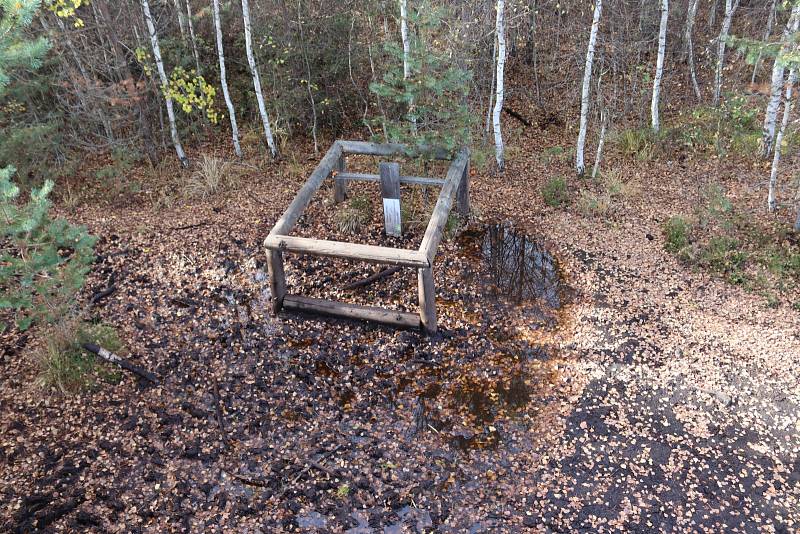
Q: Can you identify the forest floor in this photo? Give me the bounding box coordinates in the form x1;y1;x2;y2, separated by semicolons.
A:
2;111;800;533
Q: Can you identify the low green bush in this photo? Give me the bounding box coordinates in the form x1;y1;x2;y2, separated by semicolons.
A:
542;176;569;207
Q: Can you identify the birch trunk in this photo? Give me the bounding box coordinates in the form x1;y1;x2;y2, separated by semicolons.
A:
400;0;416;132
685;0;701;101
492;0;506;172
592;110;608;180
576;0;603;176
751;0;778;84
173;0;187;38
241;0;278;158
713;0;739;107
142;0;188;166
297;0;318;154
768;69;796;212
763;5;800;158
185;0;201;74
212;0;242;157
650;0;668;133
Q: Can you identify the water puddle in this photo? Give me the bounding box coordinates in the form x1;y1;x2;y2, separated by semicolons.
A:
459;221;566;310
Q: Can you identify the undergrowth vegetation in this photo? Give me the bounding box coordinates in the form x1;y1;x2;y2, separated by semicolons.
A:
662;184;800;306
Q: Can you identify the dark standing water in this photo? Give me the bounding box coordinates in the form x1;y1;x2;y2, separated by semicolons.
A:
481;222;563;308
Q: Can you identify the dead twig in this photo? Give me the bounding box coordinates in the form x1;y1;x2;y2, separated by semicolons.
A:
212;380;230;448
343;266;402;290
82;343;159;384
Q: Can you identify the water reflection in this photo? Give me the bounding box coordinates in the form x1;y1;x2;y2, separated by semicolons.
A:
481;222;562;307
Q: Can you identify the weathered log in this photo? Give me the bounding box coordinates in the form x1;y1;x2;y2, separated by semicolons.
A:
343;266;402;290
417;267;437;334
82;343;159;384
335;172;445;187
337;140;451;160
265;234;428;268
283;294;420;328
420;148;470;263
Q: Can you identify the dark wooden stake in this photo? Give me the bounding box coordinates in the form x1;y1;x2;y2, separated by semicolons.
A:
82;343;159;384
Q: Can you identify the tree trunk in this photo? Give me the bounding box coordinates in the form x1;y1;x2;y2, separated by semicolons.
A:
492;0;506;172
185;0;201;74
142;0;188;167
651;0;668;133
713;0;739;107
592;110;608;180
241;0;278;158
751;0;778;84
685;0;701;101
297;0;318;154
763;5;800;158
173;0;188;38
400;0;416;133
95;0;158;167
212;0;242;157
576;0;603;176
768;69;796;212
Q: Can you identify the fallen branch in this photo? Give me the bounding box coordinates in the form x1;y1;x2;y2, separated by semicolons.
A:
212;380;230;448
502;106;532;127
343;266;402;290
82;343;160;384
90;284;116;306
171;221;209;231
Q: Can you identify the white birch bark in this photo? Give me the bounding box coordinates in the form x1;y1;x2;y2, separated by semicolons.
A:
142;0;188;166
795;205;800;231
650;0;668;133
685;0;701;101
173;0;187;38
185;0;201;74
768;68;796;212
763;5;800;158
592;110;608;180
241;0;278;158
400;0;416;133
576;0;603;176
713;0;739;107
212;0;241;157
751;0;778;84
492;0;506;172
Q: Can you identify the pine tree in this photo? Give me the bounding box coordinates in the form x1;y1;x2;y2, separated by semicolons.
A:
370;2;472;158
0;0;49;99
1;167;97;331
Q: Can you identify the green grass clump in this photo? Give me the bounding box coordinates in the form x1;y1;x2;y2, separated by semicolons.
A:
663;216;691;253
542;176;569;207
336;194;372;234
38;320;124;393
616;128;657;161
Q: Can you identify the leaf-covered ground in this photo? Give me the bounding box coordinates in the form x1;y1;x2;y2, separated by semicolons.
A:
2;120;799;532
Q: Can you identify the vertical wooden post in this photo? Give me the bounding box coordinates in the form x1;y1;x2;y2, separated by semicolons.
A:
418;267;437;334
456;157;470;217
267;249;287;314
379;162;402;237
333;153;347;203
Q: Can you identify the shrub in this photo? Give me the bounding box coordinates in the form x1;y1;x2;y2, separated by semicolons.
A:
186;154;232;199
698;236;747;280
542;176;569;207
0;166;96;331
617;128;656;160
336;194;372;234
37;319;124;393
663;216;690;253
577;190;611;217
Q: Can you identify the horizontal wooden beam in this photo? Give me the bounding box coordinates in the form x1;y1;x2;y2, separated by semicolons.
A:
283;294;421;329
335;172;445;187
337;140;452;160
269;141;343;236
264;234;429;268
419;148;470;263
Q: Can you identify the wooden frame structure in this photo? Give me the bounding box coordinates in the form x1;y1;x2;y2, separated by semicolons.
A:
264;140;470;334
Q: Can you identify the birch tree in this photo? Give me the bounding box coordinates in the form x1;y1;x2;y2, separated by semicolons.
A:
751;0;779;84
713;0;739;107
684;0;701;101
576;0;602;176
241;0;278;158
492;0;506;171
142;0;188;166
768;69;796;212
762;4;800;158
212;0;241;157
400;0;416;133
185;0;201;74
650;0;668;133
